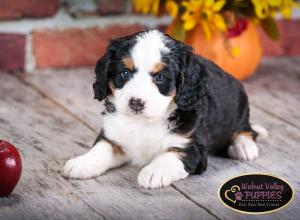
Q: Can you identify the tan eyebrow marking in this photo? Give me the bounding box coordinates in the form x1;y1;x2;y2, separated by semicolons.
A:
151;62;167;75
122;57;134;70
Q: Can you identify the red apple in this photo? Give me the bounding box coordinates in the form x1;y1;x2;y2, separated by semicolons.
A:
0;140;22;197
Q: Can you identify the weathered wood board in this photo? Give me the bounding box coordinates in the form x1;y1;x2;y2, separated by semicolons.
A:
244;58;300;129
21;68;103;132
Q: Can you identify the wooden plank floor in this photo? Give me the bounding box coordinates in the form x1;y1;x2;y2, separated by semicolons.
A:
1;57;300;220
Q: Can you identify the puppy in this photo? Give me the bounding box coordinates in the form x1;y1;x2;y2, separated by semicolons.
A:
63;30;267;189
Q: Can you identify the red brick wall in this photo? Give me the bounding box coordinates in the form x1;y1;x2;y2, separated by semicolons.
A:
0;0;59;20
32;25;143;68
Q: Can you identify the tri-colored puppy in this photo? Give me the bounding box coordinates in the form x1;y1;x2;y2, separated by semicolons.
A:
63;30;267;189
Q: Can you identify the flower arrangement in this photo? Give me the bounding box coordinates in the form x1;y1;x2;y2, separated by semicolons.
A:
132;0;299;41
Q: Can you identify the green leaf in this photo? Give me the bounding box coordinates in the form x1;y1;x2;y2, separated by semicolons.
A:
261;17;279;41
171;19;186;42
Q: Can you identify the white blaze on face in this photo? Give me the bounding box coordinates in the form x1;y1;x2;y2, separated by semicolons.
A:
114;30;173;119
132;30;169;72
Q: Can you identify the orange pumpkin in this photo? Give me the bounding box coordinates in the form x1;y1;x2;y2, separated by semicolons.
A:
166;20;262;80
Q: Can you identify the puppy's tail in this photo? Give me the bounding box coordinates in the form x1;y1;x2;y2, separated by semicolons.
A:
251;124;269;139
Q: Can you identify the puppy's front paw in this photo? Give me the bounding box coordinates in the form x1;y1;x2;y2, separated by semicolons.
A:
63;155;107;179
138;153;188;189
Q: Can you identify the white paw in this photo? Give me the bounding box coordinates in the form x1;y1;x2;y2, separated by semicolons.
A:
228;136;259;161
63;155;107;179
138;153;189;189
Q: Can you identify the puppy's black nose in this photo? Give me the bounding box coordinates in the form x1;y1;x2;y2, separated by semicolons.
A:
129;98;145;112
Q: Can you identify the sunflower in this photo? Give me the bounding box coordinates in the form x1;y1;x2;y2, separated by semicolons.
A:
280;0;300;18
251;0;299;19
181;0;227;39
251;0;281;19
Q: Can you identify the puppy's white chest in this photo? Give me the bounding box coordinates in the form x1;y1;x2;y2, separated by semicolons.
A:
103;113;184;165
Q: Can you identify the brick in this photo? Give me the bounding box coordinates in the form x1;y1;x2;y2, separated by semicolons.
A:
0;0;59;20
260;19;300;56
32;25;144;68
97;0;127;15
0;34;25;71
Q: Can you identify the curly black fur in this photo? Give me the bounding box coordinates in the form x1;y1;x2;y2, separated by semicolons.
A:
170;52;255;174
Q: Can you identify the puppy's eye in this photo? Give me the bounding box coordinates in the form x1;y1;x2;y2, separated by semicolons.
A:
154;74;165;83
121;70;131;80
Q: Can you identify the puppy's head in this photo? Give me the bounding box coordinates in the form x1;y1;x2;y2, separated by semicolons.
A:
93;30;207;119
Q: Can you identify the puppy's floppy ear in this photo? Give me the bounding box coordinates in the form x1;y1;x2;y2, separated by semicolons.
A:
93;52;111;101
175;48;208;111
93;37;131;101
93;38;124;101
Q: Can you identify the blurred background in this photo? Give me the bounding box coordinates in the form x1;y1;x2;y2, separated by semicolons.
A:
0;0;299;80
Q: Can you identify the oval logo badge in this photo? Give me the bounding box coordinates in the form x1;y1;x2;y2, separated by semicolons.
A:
219;174;294;214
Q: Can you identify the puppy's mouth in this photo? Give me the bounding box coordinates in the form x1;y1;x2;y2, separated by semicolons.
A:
130;108;144;115
122;109;160;121
125;109;145;117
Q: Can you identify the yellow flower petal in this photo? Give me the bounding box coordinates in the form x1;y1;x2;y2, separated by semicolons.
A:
281;7;292;18
132;0;161;15
166;1;178;17
203;9;213;19
181;1;189;8
255;4;268;19
269;0;281;7
181;11;192;21
183;18;197;31
202;21;212;39
151;0;160;15
205;0;215;8
188;0;201;8
213;14;227;31
212;0;226;12
251;0;269;19
132;0;144;13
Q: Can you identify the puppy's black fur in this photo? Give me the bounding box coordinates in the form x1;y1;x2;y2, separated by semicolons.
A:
93;31;256;176
171;54;256;174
